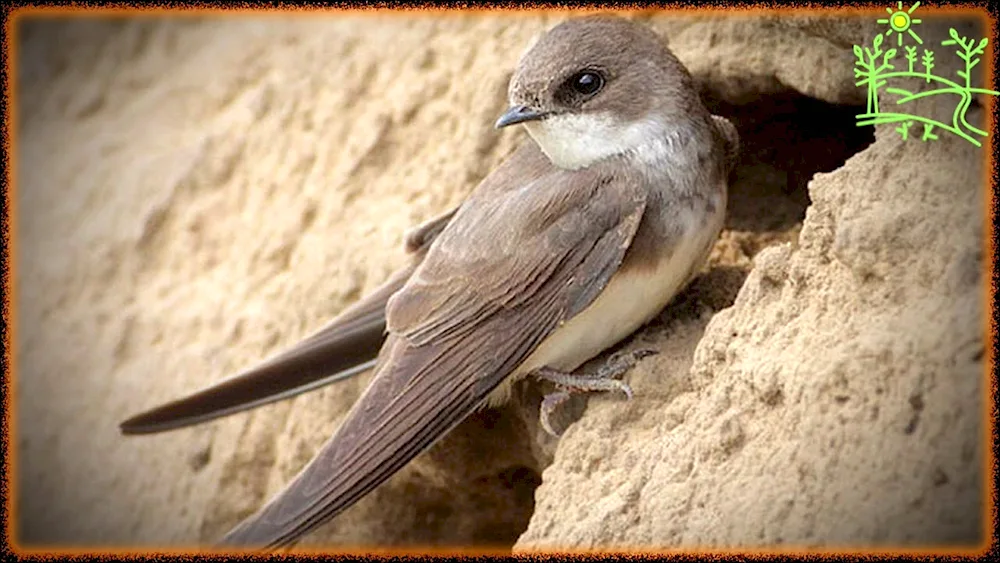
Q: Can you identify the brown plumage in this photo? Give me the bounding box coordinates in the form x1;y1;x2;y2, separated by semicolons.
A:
122;14;740;549
220;140;650;547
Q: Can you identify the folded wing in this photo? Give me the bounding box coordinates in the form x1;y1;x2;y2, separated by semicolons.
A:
220;145;648;548
119;205;459;435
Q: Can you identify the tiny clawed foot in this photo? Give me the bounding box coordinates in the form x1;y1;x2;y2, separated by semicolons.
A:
615;379;634;401
611;346;660;365
532;347;654;436
598;347;659;381
631;347;660;361
540;390;571;437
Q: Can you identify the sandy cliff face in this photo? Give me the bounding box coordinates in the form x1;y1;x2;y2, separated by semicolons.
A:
13;11;987;551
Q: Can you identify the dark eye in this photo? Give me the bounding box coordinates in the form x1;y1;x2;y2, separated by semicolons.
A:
569;70;604;96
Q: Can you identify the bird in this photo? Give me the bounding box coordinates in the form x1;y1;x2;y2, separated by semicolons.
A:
120;14;739;549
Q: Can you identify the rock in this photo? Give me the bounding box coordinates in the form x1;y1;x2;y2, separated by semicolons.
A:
517;17;985;551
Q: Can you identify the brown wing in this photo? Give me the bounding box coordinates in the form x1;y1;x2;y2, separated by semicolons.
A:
119;208;457;435
219;144;648;548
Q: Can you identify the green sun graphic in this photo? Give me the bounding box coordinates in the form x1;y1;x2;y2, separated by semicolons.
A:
878;1;924;46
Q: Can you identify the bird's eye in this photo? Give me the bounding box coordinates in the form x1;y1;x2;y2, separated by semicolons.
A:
570;70;604;96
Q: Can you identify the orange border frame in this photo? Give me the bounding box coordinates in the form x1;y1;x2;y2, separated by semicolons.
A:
1;1;995;559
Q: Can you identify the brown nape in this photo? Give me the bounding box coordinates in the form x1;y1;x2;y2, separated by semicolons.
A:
276;89;876;552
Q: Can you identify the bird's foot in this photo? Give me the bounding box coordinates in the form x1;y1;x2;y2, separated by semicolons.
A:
533;347;658;437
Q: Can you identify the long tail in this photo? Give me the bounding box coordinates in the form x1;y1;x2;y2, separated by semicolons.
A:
118;264;414;435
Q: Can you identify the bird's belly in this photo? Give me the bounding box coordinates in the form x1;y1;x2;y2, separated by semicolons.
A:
485;200;725;406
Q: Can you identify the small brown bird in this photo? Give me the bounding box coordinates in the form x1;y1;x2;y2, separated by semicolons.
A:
121;14;738;549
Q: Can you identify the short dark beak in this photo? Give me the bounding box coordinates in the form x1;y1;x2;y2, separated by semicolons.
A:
494;105;547;129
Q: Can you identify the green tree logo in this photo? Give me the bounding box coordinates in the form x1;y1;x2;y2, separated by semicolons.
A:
854;2;998;147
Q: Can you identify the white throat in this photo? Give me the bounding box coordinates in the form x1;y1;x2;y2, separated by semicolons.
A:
523;112;682;171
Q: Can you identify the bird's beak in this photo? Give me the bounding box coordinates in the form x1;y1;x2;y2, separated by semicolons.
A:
494;105;548;129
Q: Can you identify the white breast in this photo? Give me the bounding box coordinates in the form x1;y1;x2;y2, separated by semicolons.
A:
484;194;725;406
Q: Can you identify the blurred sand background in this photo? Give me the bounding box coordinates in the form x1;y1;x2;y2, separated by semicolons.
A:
11;9;988;552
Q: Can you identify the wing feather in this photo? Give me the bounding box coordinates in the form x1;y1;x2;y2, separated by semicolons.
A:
220;144;648;548
119;204;460;434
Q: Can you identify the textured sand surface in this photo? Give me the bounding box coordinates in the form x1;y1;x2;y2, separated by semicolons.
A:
12;11;989;552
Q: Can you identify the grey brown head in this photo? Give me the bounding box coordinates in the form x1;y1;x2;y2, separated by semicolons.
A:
495;15;709;170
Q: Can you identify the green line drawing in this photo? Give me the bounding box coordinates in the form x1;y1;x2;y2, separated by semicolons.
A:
896;120;914;139
904;45;917;72
853;34;897;114
921;49;934;82
877;1;924;47
855;2;998;147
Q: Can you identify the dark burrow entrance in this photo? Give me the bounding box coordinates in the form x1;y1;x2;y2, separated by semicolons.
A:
710;90;877;234
671;89;878;315
398;89;878;550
